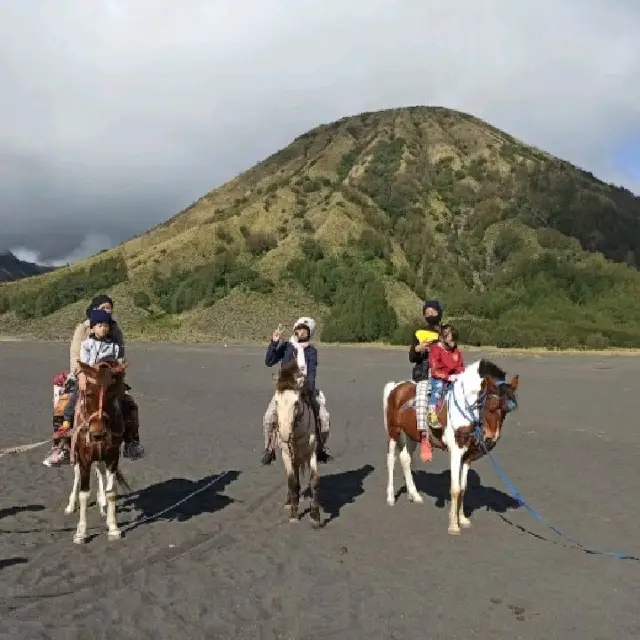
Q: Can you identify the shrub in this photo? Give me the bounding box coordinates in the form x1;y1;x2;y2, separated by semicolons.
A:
245;232;277;256
133;291;151;310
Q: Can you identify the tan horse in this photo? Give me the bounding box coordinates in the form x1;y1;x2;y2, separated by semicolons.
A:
64;360;131;544
273;361;322;528
383;359;519;535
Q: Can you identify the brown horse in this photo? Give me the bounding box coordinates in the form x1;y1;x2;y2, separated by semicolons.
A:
383;359;519;535
64;360;131;544
273;361;322;528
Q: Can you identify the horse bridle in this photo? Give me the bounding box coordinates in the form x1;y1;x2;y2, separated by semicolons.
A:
451;378;517;445
81;372;125;438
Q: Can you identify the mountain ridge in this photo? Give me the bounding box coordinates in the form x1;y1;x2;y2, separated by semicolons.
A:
2;105;640;349
0;250;56;283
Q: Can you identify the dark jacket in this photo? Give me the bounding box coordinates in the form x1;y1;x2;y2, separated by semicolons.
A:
408;326;440;382
265;340;318;392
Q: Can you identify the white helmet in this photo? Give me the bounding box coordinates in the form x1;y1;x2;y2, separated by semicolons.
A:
293;316;316;338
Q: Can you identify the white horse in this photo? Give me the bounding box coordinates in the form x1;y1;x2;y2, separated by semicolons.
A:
383;359;519;535
273;361;322;528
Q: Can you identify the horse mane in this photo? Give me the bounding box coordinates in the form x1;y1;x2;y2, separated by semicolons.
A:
478;359;506;381
275;361;302;393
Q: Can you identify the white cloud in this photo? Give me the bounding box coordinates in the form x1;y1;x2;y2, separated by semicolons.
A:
1;0;638;260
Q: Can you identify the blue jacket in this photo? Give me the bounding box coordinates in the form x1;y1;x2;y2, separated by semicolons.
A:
265;340;318;392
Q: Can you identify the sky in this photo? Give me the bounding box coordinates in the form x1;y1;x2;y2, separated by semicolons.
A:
1;0;639;265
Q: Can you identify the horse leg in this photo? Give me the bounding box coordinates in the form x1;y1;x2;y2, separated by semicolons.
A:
105;462;122;540
458;460;472;529
95;462;108;517
289;464;301;523
448;445;464;535
309;450;321;528
65;463;80;515
399;435;423;504
386;437;397;506
73;462;91;544
281;449;298;522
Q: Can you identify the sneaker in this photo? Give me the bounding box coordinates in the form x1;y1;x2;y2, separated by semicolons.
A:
53;421;71;440
316;446;332;463
123;442;145;460
419;432;433;463
427;407;439;427
42;446;68;467
261;448;276;465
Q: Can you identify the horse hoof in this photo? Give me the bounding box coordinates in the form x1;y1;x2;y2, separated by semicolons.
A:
408;493;423;504
459;518;472;529
386;496;395;506
108;530;122;541
311;518;322;529
99;507;107;518
288;517;299;524
64;505;75;515
448;526;461;536
73;534;87;544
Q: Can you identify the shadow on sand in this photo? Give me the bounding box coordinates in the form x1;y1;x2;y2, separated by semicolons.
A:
317;464;375;524
119;470;240;532
0;557;28;571
412;469;521;516
0;505;46;520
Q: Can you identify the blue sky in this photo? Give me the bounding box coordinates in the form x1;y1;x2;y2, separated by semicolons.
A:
610;138;640;187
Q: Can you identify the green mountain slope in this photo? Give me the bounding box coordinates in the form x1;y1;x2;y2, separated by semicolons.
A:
2;105;640;349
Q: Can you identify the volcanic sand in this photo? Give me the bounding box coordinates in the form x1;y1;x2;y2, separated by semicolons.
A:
0;342;638;639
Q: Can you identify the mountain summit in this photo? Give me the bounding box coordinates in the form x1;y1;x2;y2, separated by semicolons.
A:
2;106;640;348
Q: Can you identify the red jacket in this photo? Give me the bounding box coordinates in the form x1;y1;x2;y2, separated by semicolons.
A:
428;342;464;380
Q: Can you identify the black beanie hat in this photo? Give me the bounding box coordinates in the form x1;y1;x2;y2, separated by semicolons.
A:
85;294;114;319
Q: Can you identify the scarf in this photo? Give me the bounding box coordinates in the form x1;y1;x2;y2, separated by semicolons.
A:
290;336;308;375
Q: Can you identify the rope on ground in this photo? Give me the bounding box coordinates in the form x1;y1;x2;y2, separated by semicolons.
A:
482;445;640;561
0;440;50;460
116;470;234;535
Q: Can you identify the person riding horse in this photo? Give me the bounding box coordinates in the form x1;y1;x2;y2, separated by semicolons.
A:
261;317;331;465
42;294;144;466
409;299;443;462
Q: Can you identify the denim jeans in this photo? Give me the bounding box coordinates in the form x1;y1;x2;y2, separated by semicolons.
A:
428;378;447;410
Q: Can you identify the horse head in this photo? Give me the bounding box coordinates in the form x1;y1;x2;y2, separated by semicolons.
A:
273;361;305;443
77;360;128;439
477;359;519;447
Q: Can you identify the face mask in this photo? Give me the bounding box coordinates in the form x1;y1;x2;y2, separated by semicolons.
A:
425;316;439;326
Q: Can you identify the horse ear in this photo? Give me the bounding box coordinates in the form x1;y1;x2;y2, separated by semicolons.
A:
77;361;91;373
509;374;519;390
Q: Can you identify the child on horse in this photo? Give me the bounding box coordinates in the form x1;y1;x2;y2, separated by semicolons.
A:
425;324;464;456
409;300;443;462
261;317;331;465
43;299;142;466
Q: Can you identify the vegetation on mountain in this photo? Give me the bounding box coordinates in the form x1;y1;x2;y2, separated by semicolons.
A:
2;105;640;349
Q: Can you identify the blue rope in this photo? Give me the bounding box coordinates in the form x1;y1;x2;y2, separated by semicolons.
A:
479;442;639;561
447;375;638;560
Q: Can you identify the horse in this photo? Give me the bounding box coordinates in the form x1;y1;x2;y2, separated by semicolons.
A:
273;361;322;528
64;360;131;544
383;359;519;535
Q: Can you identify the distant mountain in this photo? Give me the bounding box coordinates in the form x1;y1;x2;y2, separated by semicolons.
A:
0;250;56;282
2;105;640;349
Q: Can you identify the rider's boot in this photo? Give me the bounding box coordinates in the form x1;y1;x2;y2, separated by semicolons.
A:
311;395;331;463
121;396;144;460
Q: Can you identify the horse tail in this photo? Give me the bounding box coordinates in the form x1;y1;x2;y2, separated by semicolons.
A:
115;468;131;493
383;381;397;433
